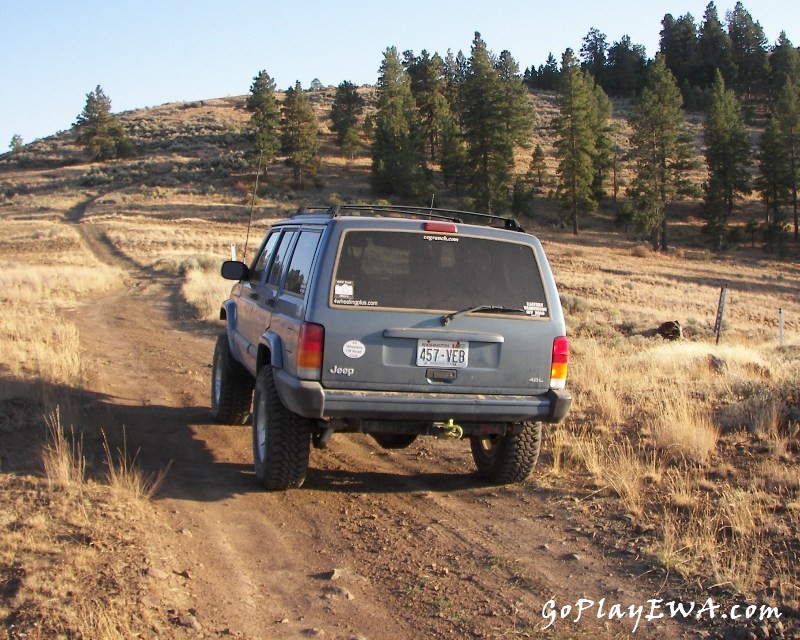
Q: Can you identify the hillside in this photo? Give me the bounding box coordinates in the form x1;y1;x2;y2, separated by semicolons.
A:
1;91;799;640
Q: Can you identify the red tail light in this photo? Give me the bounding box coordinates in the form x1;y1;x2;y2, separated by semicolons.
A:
550;336;568;389
423;222;458;234
298;322;324;380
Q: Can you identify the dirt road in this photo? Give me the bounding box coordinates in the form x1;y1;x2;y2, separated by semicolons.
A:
69;224;702;640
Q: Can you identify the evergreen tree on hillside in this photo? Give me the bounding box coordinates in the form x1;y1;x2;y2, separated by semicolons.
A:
604;36;648;97
702;71;752;249
439;113;468;198
627;56;699;251
580;28;608;86
330;80;365;150
9;134;24;153
370;47;429;200
591;83;614;199
726;1;769;101
280;81;320;187
770;33;800;102
553;49;599;234
697;2;735;88
776;79;800;241
461;33;532;212
74;85;132;161
405;50;452;162
659;13;699;91
537;53;561;91
246;70;281;166
756;115;790;227
529;143;547;189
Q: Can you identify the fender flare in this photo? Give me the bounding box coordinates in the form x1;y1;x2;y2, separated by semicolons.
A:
258;332;283;371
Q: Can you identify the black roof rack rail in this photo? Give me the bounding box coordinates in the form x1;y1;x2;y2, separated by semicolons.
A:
291;204;525;232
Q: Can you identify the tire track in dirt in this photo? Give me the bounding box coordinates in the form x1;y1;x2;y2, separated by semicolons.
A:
66;218;701;639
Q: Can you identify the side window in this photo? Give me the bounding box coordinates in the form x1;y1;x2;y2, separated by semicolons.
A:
284;231;321;297
249;231;280;284
266;230;297;288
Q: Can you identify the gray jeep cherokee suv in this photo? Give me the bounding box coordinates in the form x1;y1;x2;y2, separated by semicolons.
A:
212;205;571;490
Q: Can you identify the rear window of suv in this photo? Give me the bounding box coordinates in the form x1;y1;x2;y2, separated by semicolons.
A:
331;230;549;317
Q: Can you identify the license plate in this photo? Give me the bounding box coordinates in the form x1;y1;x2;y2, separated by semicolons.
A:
416;340;469;368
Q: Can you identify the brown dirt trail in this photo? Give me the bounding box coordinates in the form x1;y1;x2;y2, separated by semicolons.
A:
67;222;699;640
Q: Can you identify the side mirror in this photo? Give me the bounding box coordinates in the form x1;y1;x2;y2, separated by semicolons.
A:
221;260;249;281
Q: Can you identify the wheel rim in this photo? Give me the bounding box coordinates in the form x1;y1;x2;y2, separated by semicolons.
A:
255;394;268;464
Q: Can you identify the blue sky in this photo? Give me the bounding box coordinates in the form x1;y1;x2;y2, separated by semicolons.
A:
2;0;798;149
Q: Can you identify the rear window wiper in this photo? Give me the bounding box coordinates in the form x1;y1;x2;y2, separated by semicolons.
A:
441;305;525;326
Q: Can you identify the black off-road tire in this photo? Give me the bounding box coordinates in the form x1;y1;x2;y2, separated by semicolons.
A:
252;365;311;490
371;433;418;449
210;334;254;425
470;422;542;484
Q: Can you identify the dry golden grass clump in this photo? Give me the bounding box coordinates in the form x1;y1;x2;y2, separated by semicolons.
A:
2;409;167;639
0;221;123;394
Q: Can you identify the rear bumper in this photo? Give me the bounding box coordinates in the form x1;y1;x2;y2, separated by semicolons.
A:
274;369;572;424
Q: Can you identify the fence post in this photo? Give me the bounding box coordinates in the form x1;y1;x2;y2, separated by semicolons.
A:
714;285;728;345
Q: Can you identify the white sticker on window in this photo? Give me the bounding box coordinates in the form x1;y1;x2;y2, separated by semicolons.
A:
525;301;548;317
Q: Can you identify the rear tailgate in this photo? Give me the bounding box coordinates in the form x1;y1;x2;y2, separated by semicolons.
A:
313;225;560;396
320;311;557;395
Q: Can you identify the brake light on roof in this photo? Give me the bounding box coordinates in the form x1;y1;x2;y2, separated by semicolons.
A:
550;336;568;389
298;322;325;380
422;222;458;234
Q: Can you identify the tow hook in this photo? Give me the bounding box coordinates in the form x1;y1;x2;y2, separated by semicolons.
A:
435;419;463;439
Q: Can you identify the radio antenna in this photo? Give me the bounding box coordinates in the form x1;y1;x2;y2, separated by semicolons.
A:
242;151;264;263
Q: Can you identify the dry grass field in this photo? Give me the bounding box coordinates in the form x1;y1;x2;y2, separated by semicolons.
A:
1;89;799;639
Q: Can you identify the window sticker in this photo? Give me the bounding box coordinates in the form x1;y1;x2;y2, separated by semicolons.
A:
334;280;354;299
525;301;548;317
333;280;378;307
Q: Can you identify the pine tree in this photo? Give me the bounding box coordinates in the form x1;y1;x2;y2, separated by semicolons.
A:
74;85;132;161
246;70;281;166
9;134;24;152
697;2;735;88
605;36;648;97
439;114;468;198
702;71;751;249
330;80;365;149
755;115;790;226
627;56;700;251
370;47;429;200
538;53;560;91
461;33;532;212
726;1;769;101
280;81;320;187
659;13;699;91
553;49;598;234
591;83;614;199
776;79;800;241
769;32;800;100
529;144;547;189
580;28;608;86
405;50;452;162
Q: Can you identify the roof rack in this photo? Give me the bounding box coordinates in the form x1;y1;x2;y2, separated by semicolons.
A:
291;204;525;232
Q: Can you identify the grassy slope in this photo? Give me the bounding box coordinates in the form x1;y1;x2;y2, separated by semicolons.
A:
1;88;800;636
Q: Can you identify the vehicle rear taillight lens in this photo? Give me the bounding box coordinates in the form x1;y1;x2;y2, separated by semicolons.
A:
298;322;325;380
550;336;568;390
